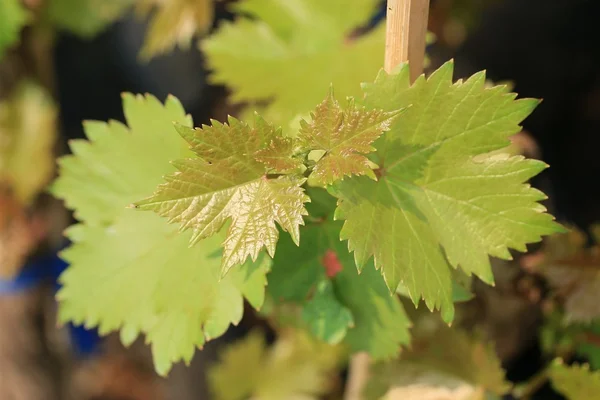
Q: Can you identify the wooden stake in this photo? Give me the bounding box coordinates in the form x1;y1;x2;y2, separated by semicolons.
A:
385;0;430;81
343;4;432;400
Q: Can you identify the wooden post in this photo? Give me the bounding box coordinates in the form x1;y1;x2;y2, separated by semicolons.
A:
384;0;430;81
344;3;431;400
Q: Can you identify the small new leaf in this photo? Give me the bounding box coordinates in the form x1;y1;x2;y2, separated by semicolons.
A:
332;61;563;322
136;115;310;273
299;90;400;186
549;359;600;400
254;136;304;174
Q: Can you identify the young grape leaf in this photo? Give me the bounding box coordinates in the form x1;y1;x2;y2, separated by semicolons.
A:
202;0;385;126
51;93;193;225
208;330;342;400
135;115;310;274
299;90;400;186
331;61;563;322
549;359;600;400
366;325;510;400
0;81;57;205
0;0;29;59
254;136;304;174
137;0;214;60
46;0;133;38
52;94;269;375
268;192;411;359
59;212;269;376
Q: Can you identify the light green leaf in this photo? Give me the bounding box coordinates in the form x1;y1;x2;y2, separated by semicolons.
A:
299;89;400;186
137;0;214;60
46;0;133;38
302;280;354;345
268;194;411;359
135;115;310;274
0;0;29;58
550;359;600;400
202;0;384;126
208;329;342;400
0;81;57;205
52;94;269;376
331;61;563;322
51;93;193;225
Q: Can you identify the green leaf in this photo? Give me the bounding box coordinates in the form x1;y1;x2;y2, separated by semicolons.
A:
268;196;411;359
208;330;342;400
331;61;563;322
0;81;57;205
366;325;510;400
45;0;133;38
52;94;269;376
51;93;193;225
135;115;310;274
302;280;354;345
550;359;600;400
0;0;29;59
59;212;269;376
299;89;400;186
202;0;384;126
137;0;214;60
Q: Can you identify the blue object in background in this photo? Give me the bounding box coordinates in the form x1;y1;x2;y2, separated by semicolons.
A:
0;251;102;357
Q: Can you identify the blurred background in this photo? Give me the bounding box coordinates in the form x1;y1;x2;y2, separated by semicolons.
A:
1;0;599;399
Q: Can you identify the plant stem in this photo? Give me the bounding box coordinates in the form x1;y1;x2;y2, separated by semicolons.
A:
512;366;550;399
384;0;430;81
344;353;370;400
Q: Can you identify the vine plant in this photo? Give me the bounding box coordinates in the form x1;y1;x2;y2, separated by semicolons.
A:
3;0;586;398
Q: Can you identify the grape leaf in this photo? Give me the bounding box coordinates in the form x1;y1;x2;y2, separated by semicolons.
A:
0;0;29;59
135;115;310;273
52;94;269;375
299;89;400;186
301;280;354;345
137;0;214;60
202;0;385;126
331;61;563;322
59;213;269;376
549;359;600;400
268;191;411;359
208;330;342;400
46;0;133;38
0;81;57;205
51;93;193;225
255;136;304;174
366;325;510;400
